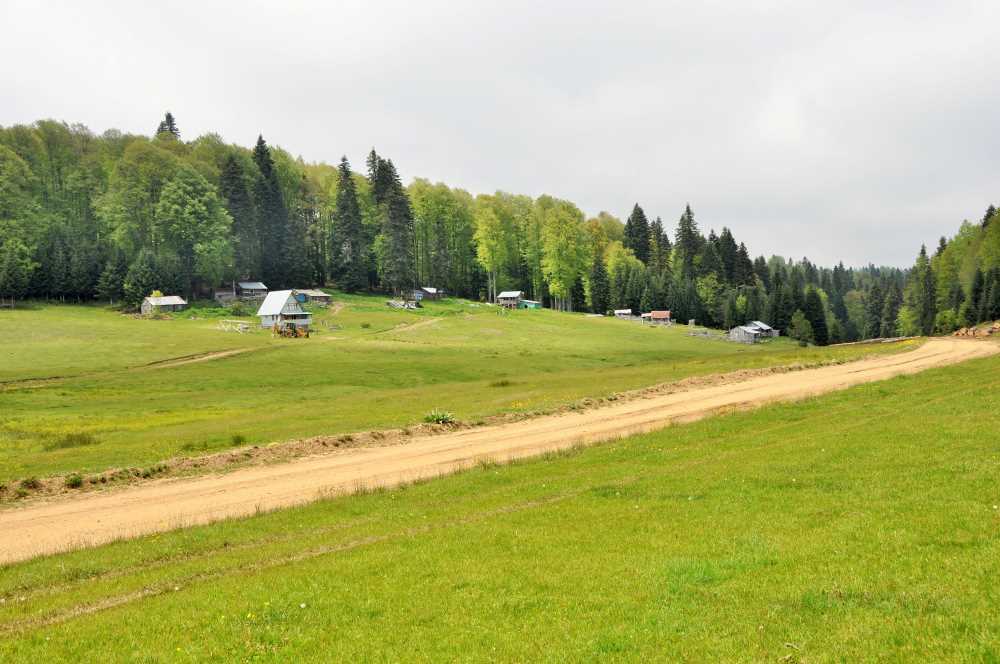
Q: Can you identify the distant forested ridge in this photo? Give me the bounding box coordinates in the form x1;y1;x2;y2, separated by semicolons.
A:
0;114;995;343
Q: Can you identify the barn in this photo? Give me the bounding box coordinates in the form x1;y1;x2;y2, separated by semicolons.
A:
497;291;523;308
141;295;187;315
257;290;312;332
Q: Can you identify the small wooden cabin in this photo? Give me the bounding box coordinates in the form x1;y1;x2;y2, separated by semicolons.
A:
257;290;312;332
647;310;671;325
413;287;444;301
237;281;269;300
141;295;187;315
728;325;762;344
497;290;523;309
295;289;332;305
747;320;779;337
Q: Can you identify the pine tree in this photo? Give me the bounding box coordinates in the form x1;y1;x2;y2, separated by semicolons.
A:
968;268;985;323
983;204;996;228
588;254;609;314
697;240;722;277
123;249;161;308
674;204;701;279
803;287;829;345
717;228;738;283
623;204;650;263
570;276;586;312
219;154;259;279
722;290;740;329
733;242;754;286
377;158;415;295
649;216;670;275
333;156;367;291
0;240;33;307
880;282;901;337
96;250;128;303
252;135;289;287
156;112;180;138
753;255;770;290
863;282;883;339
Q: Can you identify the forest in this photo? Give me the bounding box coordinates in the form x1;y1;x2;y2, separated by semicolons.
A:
0;113;997;345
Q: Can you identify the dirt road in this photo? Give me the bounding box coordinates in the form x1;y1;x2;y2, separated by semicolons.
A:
2;338;994;564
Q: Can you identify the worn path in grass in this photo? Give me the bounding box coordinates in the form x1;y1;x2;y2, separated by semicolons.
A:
1;338;994;563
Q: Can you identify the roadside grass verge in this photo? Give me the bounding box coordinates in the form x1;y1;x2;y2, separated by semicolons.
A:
0;354;997;661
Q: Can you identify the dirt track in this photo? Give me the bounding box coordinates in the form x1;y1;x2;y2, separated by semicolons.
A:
1;338;994;564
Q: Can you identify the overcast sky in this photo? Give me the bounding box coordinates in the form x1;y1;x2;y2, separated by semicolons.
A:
3;1;998;266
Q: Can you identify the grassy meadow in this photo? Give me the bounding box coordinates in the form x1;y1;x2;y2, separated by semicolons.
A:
0;352;997;661
0;294;909;483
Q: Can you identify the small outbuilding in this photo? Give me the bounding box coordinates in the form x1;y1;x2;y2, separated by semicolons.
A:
497;290;523;309
295;289;332;305
614;309;633;319
141;295;187;315
747;320;779;337
729;325;762;344
519;299;543;309
413;287;445;301
647;310;672;325
257;290;312;333
237;281;269;300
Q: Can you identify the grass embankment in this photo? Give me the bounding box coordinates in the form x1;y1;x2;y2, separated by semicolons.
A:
0;295;909;483
1;353;997;661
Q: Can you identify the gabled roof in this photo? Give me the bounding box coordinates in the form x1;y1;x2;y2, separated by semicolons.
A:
144;295;187;306
497;290;523;299
256;290;304;316
238;281;267;290
749;320;773;331
298;289;329;297
419;287;440;294
735;325;761;334
614;309;632;315
650;310;671;320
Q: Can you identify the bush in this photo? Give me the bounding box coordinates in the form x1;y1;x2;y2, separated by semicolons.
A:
20;477;41;491
65;473;83;489
230;433;247;446
360;322;371;329
227;300;249;316
423;409;455;425
489;379;512;388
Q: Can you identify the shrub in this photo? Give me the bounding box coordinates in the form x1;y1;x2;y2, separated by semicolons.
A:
230;433;247;446
15;488;28;499
489;379;512;388
360;322;371;329
227;301;249;316
20;477;41;490
423;409;455;425
65;473;83;489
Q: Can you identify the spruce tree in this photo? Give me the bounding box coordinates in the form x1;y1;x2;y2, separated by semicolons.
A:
733;242;754;285
623;204;650;263
252;135;289;287
717;228;738;283
156;112;180;138
983;204;996;228
333;156;367;292
968;269;985;323
376;158;415;295
880;282;901;337
649;216;670;275
674;204;702;279
803;287;829;345
123;249;161;308
589;254;610;314
96;251;128;303
753;255;770;290
863;282;883;339
219;154;259;279
570;276;586;312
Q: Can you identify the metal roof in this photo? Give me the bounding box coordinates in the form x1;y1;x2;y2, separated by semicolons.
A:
144;296;187;306
497;291;523;299
749;320;773;330
735;325;761;334
614;309;632;314
419;287;440;294
298;289;329;297
256;290;303;316
238;281;267;290
650;310;671;319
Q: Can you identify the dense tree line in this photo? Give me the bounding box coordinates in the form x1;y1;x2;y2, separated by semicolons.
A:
2;115;993;344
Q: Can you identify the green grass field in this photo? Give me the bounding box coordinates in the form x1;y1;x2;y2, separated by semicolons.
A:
0;295;905;483
1;353;997;661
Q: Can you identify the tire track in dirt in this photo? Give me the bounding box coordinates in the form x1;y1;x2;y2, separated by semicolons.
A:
0;338;994;564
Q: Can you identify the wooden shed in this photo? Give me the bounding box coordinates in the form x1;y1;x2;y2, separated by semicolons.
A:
647;310;672;325
295;289;332;305
413;287;445;301
728;325;762;344
747;320;779;337
237;281;268;300
141;295;187;315
497;290;523;309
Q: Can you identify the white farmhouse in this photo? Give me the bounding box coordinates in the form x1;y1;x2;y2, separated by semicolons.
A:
256;290;312;332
